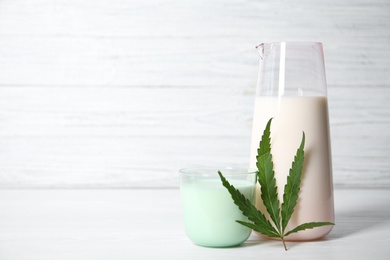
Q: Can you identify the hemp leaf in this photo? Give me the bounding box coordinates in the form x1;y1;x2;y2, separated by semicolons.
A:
219;118;334;250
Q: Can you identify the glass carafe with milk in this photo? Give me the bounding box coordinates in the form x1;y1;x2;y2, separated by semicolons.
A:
249;42;335;240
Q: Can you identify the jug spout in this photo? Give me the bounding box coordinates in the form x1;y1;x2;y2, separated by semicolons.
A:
256;43;265;60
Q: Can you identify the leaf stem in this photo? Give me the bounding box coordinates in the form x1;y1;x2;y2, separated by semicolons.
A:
281;236;288;251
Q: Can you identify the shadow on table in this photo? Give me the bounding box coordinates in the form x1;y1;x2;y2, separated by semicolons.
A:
240;190;390;247
326;196;390;240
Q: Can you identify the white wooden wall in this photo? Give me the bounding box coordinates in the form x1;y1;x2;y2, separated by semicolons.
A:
0;0;389;188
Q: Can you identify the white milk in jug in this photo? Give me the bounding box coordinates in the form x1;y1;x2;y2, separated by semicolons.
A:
249;95;334;241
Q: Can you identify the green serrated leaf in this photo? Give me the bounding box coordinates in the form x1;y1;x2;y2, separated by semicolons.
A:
218;171;280;238
236;220;280;238
284;222;335;237
217;117;335;250
256;118;281;232
257;118;273;157
281;132;305;233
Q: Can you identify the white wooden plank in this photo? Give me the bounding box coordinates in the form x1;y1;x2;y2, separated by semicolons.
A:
0;0;389;188
0;86;253;188
0;189;389;259
0;85;388;188
0;0;388;86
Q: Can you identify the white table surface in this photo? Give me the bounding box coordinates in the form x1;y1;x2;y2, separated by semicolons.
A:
0;188;389;260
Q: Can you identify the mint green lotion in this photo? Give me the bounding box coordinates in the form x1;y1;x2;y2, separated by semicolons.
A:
181;179;255;247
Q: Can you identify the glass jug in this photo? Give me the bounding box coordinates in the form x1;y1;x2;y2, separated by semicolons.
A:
249;42;335;240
